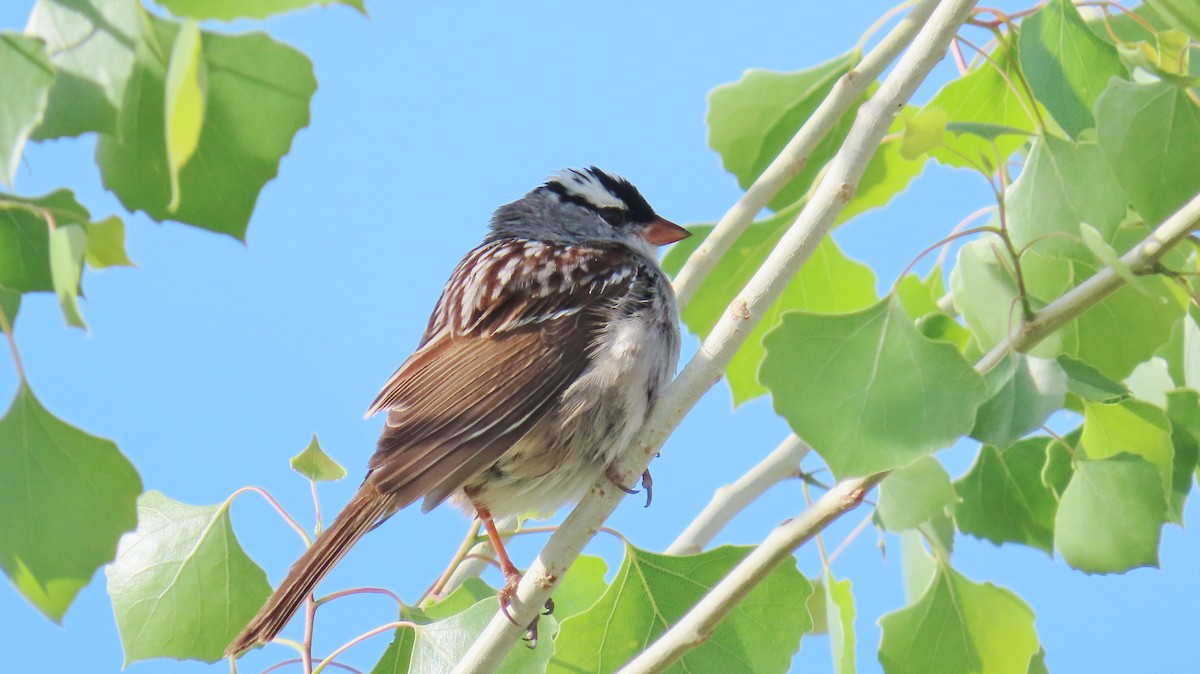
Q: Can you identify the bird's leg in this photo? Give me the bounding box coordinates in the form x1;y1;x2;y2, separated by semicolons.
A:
475;505;552;646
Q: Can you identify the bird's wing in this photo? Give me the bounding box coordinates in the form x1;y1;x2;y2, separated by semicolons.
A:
364;238;639;512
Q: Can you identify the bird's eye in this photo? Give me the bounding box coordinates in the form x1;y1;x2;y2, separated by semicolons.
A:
598;207;627;227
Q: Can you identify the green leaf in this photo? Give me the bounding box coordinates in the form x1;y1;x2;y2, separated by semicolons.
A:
372;598;557;674
896;265;944;318
0;190;96;292
663;212;877;404
85;216;134;268
0;286;19;332
1125;357;1175;408
900;106;948;160
877;456;957;532
153;0;365;21
26;0;142;140
549;554;608;621
1018;0;1127;137
0;34;55;187
926;42;1038;169
551;544;811;674
1081;399;1174;502
1005;134;1129;259
163;19;207;213
899;531;936;602
107;490;270;664
49;223;87;329
289;434;346;482
1027;649;1049;674
97;15;316;239
971;353;1067;447
762;297;989;479
1156;311;1200;391
1095;79;1200;226
707;52;861;211
1056;354;1129;402
0;384;141;621
824;571;856;674
1054;454;1166;573
421;577;494;620
954;438;1059;553
1041;431;1077;499
1165;390;1200;523
1143;0;1200;39
879;565;1040;674
944;121;1034;141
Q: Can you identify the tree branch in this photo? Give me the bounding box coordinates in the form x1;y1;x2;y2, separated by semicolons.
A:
619;474;887;674
671;0;941;309
450;1;975;670
665;434;810;555
623;188;1200;674
976;191;1200;371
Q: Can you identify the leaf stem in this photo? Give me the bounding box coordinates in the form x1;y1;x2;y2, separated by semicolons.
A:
419;520;481;605
229;486;312;547
315;586;404;610
263;658;363;674
311;621;418;674
0;305;24;382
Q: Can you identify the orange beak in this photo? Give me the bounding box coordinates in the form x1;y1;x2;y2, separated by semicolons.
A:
640;217;692;246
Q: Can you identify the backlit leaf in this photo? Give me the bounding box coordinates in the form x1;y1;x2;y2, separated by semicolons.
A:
954;438;1059;553
48;223;86;328
1081;399;1174;501
824;571;856;674
153;0;366;21
551;544;811;674
879;565;1040;674
762;297;988;478
0;384;141;621
290;434;346;482
26;0;141;139
877;456;957;532
84;216;134;268
1095;79;1200;226
107;491;270;663
97;15;316;239
0;33;55;187
1055;454;1166;573
707;52;861;211
971;353;1067;448
1018;0;1127;137
163;19;207;212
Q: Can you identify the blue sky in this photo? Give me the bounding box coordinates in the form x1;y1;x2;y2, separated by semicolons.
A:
1;2;1196;673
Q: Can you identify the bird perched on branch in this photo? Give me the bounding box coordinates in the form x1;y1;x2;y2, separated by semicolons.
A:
227;167;688;655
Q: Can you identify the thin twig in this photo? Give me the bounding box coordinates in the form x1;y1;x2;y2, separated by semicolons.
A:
666;434;810;555
0;305;24;382
229;486;312;547
311;621;418;674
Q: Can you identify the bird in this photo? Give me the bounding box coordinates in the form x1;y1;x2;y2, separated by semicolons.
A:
226;167;689;656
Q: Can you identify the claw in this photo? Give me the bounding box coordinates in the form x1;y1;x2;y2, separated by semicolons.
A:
641;469;654;508
605;463;639;495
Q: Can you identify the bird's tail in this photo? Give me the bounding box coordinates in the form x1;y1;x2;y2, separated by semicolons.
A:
226;486;394;657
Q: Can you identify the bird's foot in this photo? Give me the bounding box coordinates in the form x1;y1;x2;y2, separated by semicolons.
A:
605;464;654;508
497;572;554;648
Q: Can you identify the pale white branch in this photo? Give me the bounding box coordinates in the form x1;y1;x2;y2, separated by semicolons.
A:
672;0;941;310
619;474;887;674
665;434;810;555
450;0;971;670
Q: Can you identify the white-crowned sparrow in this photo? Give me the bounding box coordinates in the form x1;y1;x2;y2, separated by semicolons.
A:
228;167;688;655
